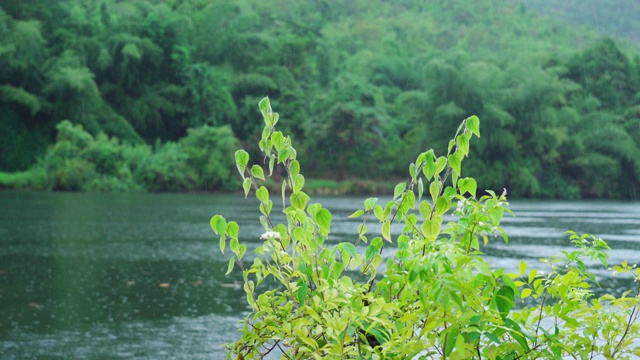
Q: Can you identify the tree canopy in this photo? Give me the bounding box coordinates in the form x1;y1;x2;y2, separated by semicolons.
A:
1;0;639;198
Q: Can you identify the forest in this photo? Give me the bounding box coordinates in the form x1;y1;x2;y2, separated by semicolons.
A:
1;0;639;198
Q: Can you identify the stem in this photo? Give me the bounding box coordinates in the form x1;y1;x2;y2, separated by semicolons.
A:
612;304;638;357
354;210;372;246
533;292;547;344
465;222;478;254
442;331;448;360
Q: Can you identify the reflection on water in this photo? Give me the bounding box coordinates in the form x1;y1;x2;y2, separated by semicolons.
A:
0;192;638;359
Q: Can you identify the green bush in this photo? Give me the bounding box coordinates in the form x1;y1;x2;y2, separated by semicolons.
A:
40;121;97;190
212;98;640;359
1;119;239;192
179;125;239;190
134;142;196;192
0;167;46;189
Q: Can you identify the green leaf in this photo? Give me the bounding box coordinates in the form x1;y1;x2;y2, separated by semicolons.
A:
238;244;246;259
443;186;457;199
229;238;239;255
364;197;378;211
259;97;271;124
268;155;275;176
382;220;391;242
260;200;273;216
225;257;235;275
226;221;239;239
435;196;450;216
483;331;502;344
259;216;269;231
242;177;251;198
422;217;441;238
404;189;416;211
365;242;378;262
368;328;389;346
496;285;515;319
447;139;455;154
416;152;426;166
373;205;385;220
419;201;432;219
289;160;300;179
370;254;382;278
488;207;504;227
423;156;437;180
448;151;462;176
429;180;439;203
340;242;357;258
528;268;537;284
466;115;480;137
271;131;284;150
294;174;305;193
418;178;424;203
330;261;343;279
444;328;459;356
409;163;417;181
278;147;293;163
349;209;365;218
210;215;226;235
260;127;271;145
358;223;368;238
316;208;332;233
251;165;265;180
290;191;310;210
256;186;269;203
457;132;470;157
297;281;308;305
394;182;407;199
307;203;320;218
504;319;529;351
457;177;477;198
235;150;249;168
219;235;225;253
518;261;527;276
435;156;447;173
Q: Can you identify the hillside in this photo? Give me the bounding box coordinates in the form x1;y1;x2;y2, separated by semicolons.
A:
525;0;640;45
1;0;639;198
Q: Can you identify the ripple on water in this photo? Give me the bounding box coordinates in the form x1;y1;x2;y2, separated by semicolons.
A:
0;314;242;360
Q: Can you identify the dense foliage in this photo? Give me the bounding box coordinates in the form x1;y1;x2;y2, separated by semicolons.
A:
212;98;640;358
0;120;238;191
526;0;640;45
1;0;640;197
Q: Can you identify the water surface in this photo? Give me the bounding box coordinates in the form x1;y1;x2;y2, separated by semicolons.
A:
1;191;638;359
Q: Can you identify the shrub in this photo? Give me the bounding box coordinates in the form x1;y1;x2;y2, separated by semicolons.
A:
0;167;46;189
134;141;196;192
212;98;640;359
179;125;238;190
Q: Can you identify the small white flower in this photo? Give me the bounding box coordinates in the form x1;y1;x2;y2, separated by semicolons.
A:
260;230;281;240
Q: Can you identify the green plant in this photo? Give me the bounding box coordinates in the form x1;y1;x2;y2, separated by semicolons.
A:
134;141;196;192
179;125;239;190
217;97;640;359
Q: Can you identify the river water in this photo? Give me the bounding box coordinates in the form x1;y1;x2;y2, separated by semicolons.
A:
0;191;638;359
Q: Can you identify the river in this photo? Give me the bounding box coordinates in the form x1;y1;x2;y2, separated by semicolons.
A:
0;191;638;359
